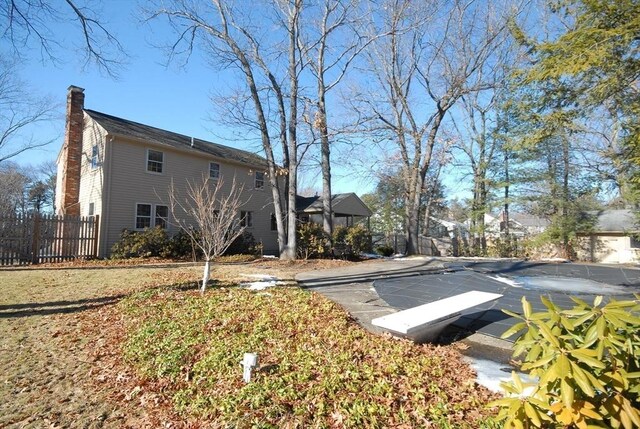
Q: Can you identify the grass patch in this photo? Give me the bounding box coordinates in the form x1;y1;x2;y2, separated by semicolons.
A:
123;286;497;428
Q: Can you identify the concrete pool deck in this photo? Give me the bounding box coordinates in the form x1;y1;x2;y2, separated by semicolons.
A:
296;257;640;360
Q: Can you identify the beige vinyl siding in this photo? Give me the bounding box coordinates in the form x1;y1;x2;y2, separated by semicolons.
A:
54;155;64;213
78;115;107;218
72;115;108;256
105;136;278;255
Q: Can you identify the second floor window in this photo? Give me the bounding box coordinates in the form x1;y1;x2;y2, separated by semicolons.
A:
210;162;220;180
240;211;253;228
255;171;265;190
147;149;164;173
91;145;99;168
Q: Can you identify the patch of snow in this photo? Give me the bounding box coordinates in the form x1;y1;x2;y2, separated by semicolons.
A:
464;356;537;396
241;274;279;281
539;257;569;262
261;255;278;259
489;275;521;288
240;274;282;291
361;253;384;259
244;281;277;291
394;255;433;260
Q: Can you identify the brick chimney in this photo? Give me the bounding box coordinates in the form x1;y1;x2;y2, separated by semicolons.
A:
59;85;85;216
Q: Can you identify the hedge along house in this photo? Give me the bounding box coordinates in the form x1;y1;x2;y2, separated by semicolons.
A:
55;86;279;257
296;193;373;228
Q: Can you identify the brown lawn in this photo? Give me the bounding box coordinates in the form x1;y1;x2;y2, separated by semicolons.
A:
0;259;354;428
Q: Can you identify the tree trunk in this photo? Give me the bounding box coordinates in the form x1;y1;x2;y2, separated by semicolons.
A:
479;179;487;255
405;174;423;255
318;95;333;239
562;136;570;258
282;0;301;261
201;259;211;293
503;149;511;255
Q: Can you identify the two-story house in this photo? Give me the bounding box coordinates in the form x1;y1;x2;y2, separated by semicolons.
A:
55;86;279;257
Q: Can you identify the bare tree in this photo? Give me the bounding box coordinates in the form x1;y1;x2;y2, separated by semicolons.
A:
0;161;30;215
168;176;246;293
450;89;502;255
1;0;125;74
0;60;58;164
149;0;304;260
301;0;371;239
357;0;510;254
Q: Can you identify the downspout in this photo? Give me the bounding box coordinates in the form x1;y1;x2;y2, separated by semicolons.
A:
101;135;114;258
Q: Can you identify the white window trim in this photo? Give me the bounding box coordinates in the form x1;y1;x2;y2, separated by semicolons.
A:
134;203;169;230
154;204;170;229
254;171;265;190
240;210;253;228
146;148;164;175
209;162;220;180
90;145;100;169
135;203;153;230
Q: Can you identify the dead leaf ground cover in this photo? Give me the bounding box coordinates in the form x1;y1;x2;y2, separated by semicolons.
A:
0;258;498;428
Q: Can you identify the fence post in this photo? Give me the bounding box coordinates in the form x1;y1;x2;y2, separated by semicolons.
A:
31;213;41;265
92;215;100;258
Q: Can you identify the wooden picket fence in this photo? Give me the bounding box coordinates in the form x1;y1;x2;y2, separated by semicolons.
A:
0;213;99;265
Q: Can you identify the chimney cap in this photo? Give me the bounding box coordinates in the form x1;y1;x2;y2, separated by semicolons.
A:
68;85;85;93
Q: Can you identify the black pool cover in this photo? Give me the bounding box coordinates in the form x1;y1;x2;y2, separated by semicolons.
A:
373;260;640;340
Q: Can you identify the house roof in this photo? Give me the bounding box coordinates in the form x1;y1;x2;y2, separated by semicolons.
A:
296;193;373;217
592;209;638;233
85;109;268;168
510;213;550;228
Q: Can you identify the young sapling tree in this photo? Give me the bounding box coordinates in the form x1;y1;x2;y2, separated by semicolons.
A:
168;175;247;293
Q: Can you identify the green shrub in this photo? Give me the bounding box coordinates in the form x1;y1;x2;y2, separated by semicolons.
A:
375;245;394;257
491;295;640;429
332;224;372;259
487;236;519;258
162;230;200;260
225;231;262;256
111;227;170;259
297;222;330;259
344;224;372;255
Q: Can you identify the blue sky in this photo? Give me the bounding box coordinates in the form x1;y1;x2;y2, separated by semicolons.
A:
7;0;473;201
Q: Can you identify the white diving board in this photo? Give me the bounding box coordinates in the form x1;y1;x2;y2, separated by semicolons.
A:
372;291;503;342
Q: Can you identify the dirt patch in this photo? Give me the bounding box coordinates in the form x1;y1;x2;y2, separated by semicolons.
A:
0;258;357;428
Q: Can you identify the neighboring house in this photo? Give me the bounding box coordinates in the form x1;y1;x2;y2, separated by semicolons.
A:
576;209;640;264
296;193;373;228
482;212;549;238
55;86;279;257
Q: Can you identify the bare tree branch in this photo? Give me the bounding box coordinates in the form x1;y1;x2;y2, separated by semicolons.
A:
167;175;247;292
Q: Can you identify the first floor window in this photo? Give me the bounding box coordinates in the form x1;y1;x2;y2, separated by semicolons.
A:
147;149;164;173
136;204;152;229
155;205;169;229
270;213;277;231
255;171;265;190
240;211;253;228
136;203;168;229
88;202;95;216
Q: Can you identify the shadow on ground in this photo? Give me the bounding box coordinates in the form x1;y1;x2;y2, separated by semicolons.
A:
0;295;127;318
